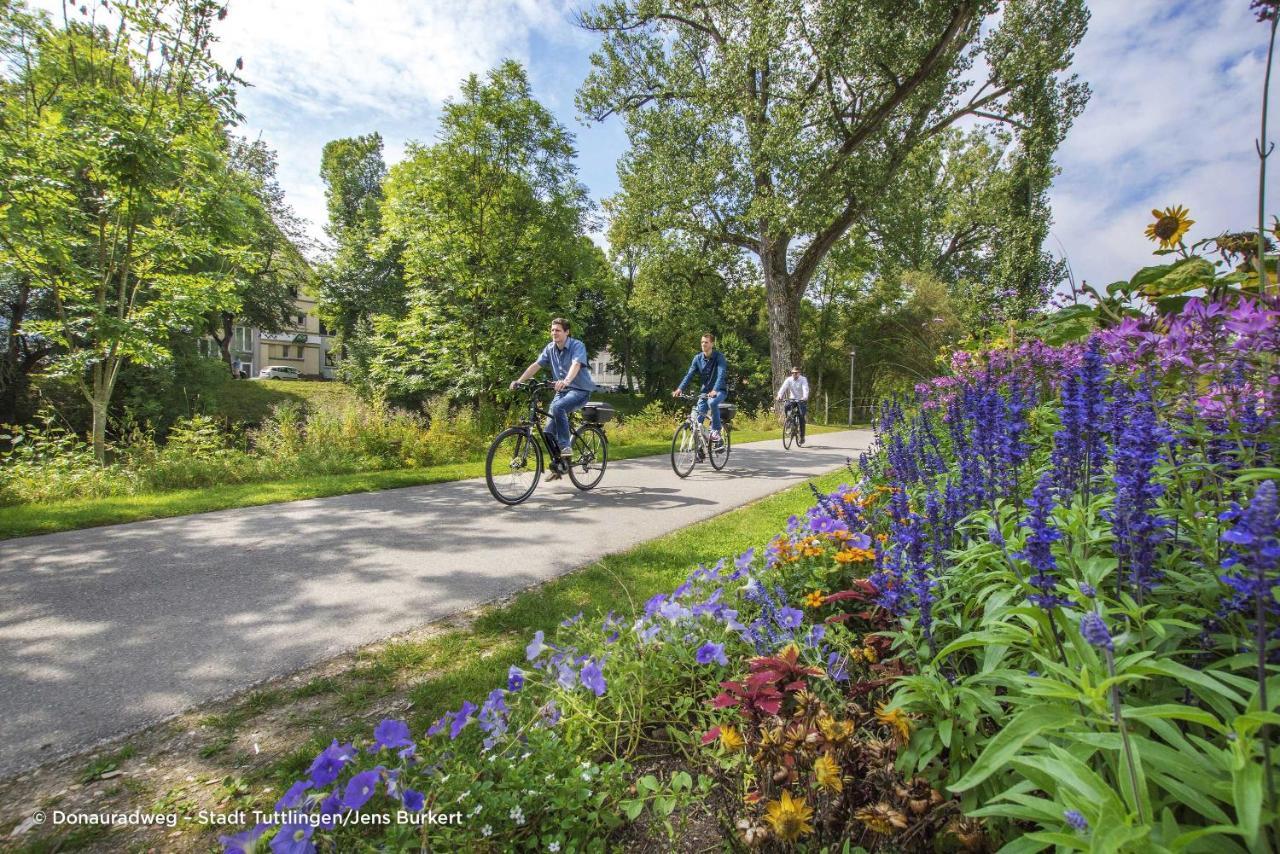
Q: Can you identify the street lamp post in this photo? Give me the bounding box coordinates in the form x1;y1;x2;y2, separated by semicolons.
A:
847;349;856;425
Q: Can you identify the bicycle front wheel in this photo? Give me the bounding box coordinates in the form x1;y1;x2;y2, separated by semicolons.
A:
671;422;697;478
568;425;608;490
486;427;542;505
782;417;795;450
710;426;731;470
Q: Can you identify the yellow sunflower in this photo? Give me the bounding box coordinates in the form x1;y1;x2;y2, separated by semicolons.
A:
853;802;909;835
813;753;844;793
1145;205;1195;249
876;703;913;744
763;790;815;842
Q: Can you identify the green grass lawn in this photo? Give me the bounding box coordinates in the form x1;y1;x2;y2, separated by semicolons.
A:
0;423;850;540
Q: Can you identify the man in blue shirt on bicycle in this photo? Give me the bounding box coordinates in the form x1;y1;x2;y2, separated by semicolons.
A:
671;332;728;447
511;317;596;479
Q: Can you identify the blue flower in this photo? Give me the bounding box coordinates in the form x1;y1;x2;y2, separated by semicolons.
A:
1080;612;1114;652
731;548;755;580
1064;809;1088;832
525;630;546;661
401;788;425;813
778;607;803;630
269;823;314;854
426;711;453;738
1016;473;1070;610
340;769;380;811
560;611;583;627
370;720;412;753
310;739;356;786
580;659;607;696
507;665;525;692
696;641;728;665
274;779;311;812
220;824;269;854
1218;479;1280;648
450;701;477;740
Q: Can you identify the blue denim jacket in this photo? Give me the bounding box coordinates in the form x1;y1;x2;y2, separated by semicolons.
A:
537;337;595;392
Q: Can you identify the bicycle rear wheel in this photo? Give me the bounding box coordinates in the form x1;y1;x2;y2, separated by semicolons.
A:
486;426;542;505
710;426;731;470
671;422;697;478
567;425;608;490
782;416;795;449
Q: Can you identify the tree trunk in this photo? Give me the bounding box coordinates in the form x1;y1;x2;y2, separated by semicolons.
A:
1;280;30;427
761;242;803;392
90;364;109;465
218;312;236;376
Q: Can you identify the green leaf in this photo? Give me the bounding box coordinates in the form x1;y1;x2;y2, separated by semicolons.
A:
621;799;644;821
1122;703;1226;733
1231;759;1262;845
948;704;1075;793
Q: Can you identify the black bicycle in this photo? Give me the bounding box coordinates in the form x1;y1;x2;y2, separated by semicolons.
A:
781;400;803;450
486;381;612;505
670;393;734;478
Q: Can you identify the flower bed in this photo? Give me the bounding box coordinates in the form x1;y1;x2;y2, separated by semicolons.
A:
225;294;1278;853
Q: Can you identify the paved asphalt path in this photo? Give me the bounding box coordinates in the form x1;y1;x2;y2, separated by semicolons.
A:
0;430;873;777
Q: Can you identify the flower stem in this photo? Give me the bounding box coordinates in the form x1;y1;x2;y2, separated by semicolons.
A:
1104;648;1145;825
1258;12;1279;295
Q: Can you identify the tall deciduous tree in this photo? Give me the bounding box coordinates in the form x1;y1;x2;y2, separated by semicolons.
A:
577;0;1088;389
367;61;608;405
0;0;243;461
316;133;404;345
202;137;312;377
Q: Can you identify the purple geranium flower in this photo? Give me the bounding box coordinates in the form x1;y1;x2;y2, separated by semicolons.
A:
525;630;546;661
777;607;803;630
507;665;525;691
696;641;728;665
450;701;477;739
220;824;269;854
401;788;425;813
580;659;607;696
275;779;311;812
340;769;380;811
370;719;412;753
269;823;314;854
310;739;356;786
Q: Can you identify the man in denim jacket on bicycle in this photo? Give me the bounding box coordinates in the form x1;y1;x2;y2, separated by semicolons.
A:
511;317;595;478
671;332;728;447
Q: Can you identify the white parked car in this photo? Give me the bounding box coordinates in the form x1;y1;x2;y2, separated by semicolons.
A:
258;365;301;380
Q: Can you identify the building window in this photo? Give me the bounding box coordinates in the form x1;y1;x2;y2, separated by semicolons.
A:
233;326;251;351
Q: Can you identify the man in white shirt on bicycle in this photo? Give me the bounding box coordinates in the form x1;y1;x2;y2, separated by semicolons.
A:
776;366;809;446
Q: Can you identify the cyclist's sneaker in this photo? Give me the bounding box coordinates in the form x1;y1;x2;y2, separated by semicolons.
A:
546;470;563;481
560;448;574;459
711;431;724;449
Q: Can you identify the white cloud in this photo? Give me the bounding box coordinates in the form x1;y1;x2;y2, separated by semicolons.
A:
1049;0;1280;288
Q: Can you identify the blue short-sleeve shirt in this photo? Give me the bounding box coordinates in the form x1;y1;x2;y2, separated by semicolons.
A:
537;337;595;392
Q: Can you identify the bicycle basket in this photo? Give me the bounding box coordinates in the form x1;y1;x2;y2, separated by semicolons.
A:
717;403;737;422
581;402;615;424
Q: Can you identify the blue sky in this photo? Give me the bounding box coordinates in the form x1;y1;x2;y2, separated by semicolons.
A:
32;0;1280;290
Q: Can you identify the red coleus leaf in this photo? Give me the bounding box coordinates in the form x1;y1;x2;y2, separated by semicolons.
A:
783;680;808;693
712;693;739;709
755;697;782;715
701;726;721;745
824;613;854;624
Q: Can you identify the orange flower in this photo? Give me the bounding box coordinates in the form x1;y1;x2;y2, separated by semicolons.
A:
803;590;826;608
834;547;876;564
